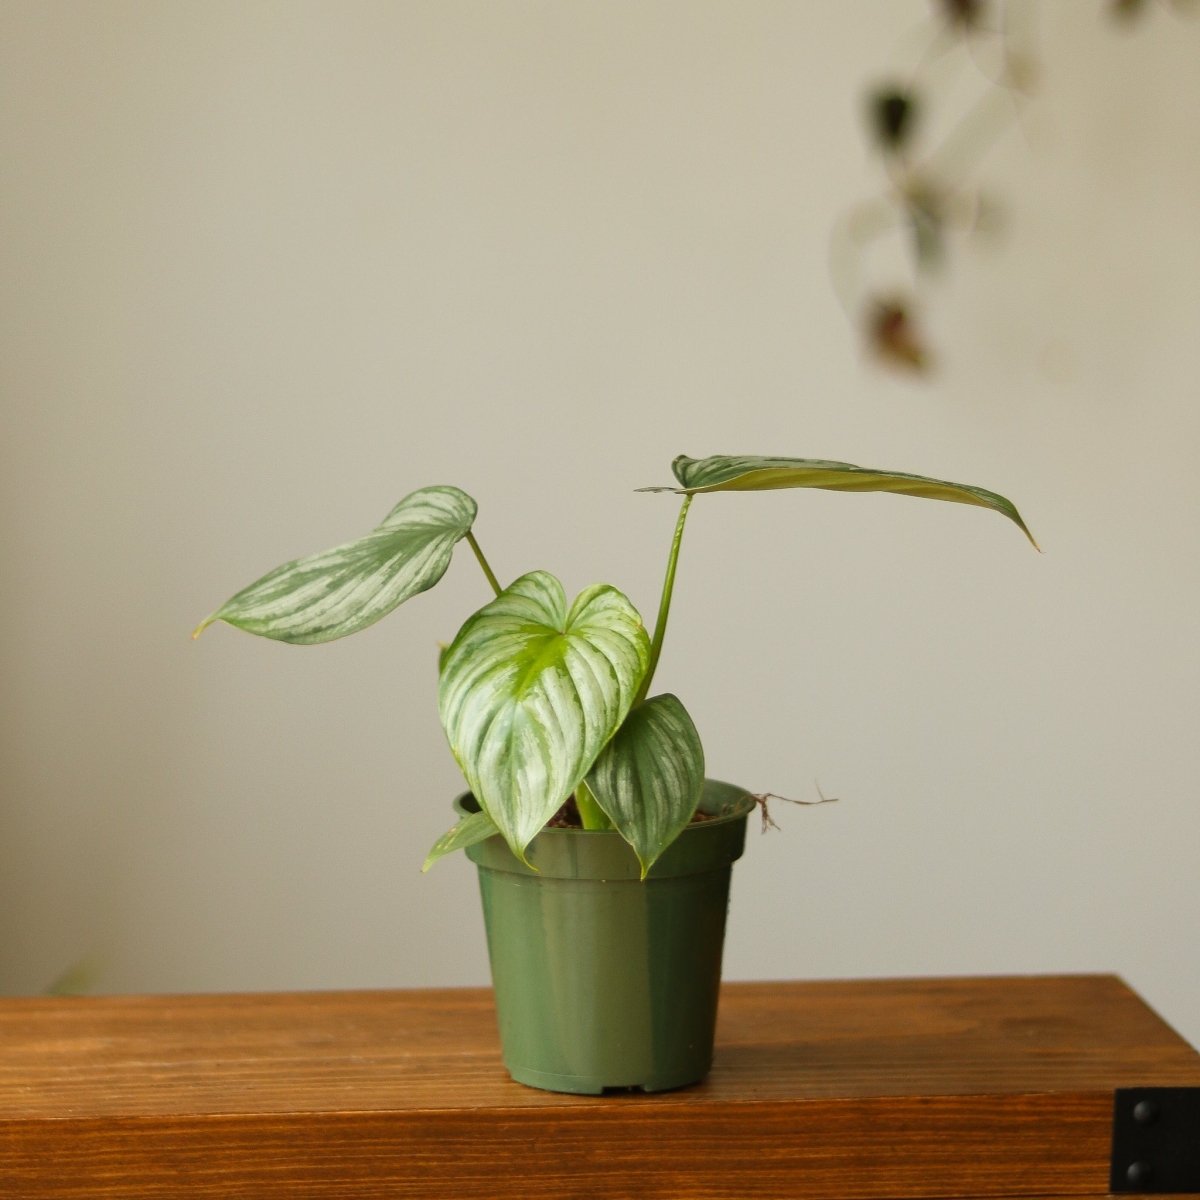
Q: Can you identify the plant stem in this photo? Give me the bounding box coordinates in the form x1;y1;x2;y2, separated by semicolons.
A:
574;778;612;831
466;531;502;597
636;493;693;706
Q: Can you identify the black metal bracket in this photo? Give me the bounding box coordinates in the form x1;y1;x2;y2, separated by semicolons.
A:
1111;1087;1200;1193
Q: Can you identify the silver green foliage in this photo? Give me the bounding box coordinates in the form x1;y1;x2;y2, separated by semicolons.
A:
585;693;705;877
643;454;1038;548
422;808;498;872
193;486;477;644
197;452;1036;871
437;571;650;862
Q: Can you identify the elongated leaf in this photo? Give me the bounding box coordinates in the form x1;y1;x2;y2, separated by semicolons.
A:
586;693;704;877
645;454;1037;548
422;808;498;872
438;571;650;861
193;486;478;644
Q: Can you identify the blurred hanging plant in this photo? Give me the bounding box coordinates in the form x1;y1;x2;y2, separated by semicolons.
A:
834;0;1195;375
833;0;1035;375
1112;0;1198;20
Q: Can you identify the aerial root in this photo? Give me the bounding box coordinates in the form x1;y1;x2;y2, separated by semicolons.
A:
753;783;839;833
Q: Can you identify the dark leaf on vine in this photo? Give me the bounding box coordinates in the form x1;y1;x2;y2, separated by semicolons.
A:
939;0;986;29
866;298;932;373
869;86;918;153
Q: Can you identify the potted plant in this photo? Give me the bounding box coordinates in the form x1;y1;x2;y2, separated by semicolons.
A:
194;453;1036;1093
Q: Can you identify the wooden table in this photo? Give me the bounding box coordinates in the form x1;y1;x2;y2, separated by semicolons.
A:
1;975;1197;1198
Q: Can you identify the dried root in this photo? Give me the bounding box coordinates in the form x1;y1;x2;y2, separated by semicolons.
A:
753;783;839;833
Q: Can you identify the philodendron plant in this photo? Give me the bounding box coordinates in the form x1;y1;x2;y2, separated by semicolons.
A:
195;455;1036;877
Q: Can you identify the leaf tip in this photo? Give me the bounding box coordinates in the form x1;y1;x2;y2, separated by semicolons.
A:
635;842;669;879
1015;519;1041;553
191;615;217;640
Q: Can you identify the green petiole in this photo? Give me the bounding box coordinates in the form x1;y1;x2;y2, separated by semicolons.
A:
635;493;693;707
574;778;612;831
466;531;503;597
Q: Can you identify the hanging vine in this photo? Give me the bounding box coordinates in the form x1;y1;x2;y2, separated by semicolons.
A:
834;0;1196;375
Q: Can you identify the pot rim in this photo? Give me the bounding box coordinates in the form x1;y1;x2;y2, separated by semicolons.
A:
455;778;755;881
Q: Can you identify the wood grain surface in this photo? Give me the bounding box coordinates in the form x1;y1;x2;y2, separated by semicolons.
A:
1;975;1197;1199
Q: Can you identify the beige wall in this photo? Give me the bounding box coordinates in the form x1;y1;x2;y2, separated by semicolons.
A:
3;2;1198;1045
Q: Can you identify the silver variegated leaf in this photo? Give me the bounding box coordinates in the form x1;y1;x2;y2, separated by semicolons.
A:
643;455;1037;548
586;693;705;877
438;571;650;861
422;808;498;872
193;486;478;644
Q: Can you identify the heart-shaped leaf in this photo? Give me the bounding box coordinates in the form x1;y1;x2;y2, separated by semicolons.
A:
645;455;1037;548
438;571;650;861
193;486;478;644
422;808;499;872
586;693;705;877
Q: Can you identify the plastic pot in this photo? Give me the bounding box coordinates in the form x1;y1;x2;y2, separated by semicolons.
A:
460;781;754;1095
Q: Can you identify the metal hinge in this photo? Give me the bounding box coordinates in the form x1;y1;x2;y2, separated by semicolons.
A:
1111;1087;1200;1193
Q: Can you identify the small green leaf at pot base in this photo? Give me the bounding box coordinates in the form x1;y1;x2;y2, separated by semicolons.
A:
646;455;1038;549
422;808;498;872
438;571;650;863
193;486;478;644
586;693;705;878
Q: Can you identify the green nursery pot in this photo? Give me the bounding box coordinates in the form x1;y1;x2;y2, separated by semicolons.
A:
460;781;754;1095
